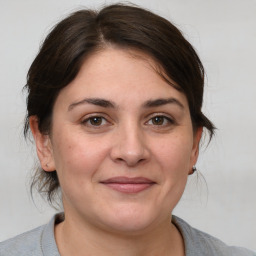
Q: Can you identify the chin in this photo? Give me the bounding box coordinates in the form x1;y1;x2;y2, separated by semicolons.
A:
96;204;164;235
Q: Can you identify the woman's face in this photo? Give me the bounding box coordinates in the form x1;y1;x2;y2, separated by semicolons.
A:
33;48;201;234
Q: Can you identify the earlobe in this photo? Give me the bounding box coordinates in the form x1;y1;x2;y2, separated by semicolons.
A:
29;116;56;172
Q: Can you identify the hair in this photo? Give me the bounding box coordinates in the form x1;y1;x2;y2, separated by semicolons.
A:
24;3;215;205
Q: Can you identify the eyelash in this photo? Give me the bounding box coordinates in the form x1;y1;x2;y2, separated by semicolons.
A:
81;115;109;128
81;114;175;129
146;115;175;127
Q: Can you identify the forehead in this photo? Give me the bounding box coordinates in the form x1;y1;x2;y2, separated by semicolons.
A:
55;48;189;109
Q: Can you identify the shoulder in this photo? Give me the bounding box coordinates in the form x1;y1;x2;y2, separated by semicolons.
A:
172;216;256;256
0;225;44;256
0;214;61;256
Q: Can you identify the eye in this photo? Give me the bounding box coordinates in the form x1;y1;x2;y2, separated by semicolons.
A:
82;116;108;127
147;115;174;126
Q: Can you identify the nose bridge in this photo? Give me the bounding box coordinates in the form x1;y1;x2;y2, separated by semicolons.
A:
110;118;148;166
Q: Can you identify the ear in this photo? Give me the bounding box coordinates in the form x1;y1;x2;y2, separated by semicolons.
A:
29;116;56;172
189;127;203;173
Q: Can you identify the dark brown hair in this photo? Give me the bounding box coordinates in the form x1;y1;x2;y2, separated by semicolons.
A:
24;3;215;205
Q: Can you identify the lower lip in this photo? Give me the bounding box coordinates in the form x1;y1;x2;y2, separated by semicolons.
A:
102;183;154;193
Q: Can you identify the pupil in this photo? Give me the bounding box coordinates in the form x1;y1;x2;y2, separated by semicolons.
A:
153;116;163;125
91;117;102;125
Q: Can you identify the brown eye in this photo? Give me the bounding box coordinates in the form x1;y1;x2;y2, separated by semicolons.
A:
152;116;165;125
81;115;110;130
89;117;103;126
147;115;174;127
82;116;108;127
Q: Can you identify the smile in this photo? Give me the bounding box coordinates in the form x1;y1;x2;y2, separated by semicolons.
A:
100;176;156;193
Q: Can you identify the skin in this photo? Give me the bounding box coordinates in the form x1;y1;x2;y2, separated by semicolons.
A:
30;48;202;256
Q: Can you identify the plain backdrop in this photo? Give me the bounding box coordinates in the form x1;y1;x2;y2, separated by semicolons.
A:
0;0;255;251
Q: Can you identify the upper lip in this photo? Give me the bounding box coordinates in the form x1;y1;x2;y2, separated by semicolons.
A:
100;176;155;184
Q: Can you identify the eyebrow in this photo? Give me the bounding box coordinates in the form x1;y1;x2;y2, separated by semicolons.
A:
68;97;184;111
143;98;184;109
68;98;116;111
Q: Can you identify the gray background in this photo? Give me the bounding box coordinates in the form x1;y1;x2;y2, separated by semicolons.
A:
0;0;255;251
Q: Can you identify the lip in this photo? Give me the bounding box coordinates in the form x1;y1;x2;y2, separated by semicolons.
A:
100;176;156;193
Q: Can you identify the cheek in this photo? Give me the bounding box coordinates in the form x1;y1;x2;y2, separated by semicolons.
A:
153;134;193;190
51;134;111;208
153;134;193;173
143;135;193;214
51;131;110;184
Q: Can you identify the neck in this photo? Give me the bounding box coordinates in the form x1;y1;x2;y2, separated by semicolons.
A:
55;213;185;256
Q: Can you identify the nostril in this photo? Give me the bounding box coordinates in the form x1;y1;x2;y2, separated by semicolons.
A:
113;155;147;167
109;131;149;166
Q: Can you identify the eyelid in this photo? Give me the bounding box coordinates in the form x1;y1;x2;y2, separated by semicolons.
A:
81;112;110;120
146;112;175;121
145;113;176;127
80;112;176;128
81;113;112;127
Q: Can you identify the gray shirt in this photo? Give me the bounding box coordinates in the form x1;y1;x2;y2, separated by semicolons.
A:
0;214;255;256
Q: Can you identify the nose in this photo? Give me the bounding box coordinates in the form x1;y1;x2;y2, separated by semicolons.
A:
110;125;150;167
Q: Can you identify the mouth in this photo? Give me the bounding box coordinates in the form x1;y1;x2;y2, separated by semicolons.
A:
100;176;156;193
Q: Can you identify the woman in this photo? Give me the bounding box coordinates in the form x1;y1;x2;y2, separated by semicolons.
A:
0;3;254;256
